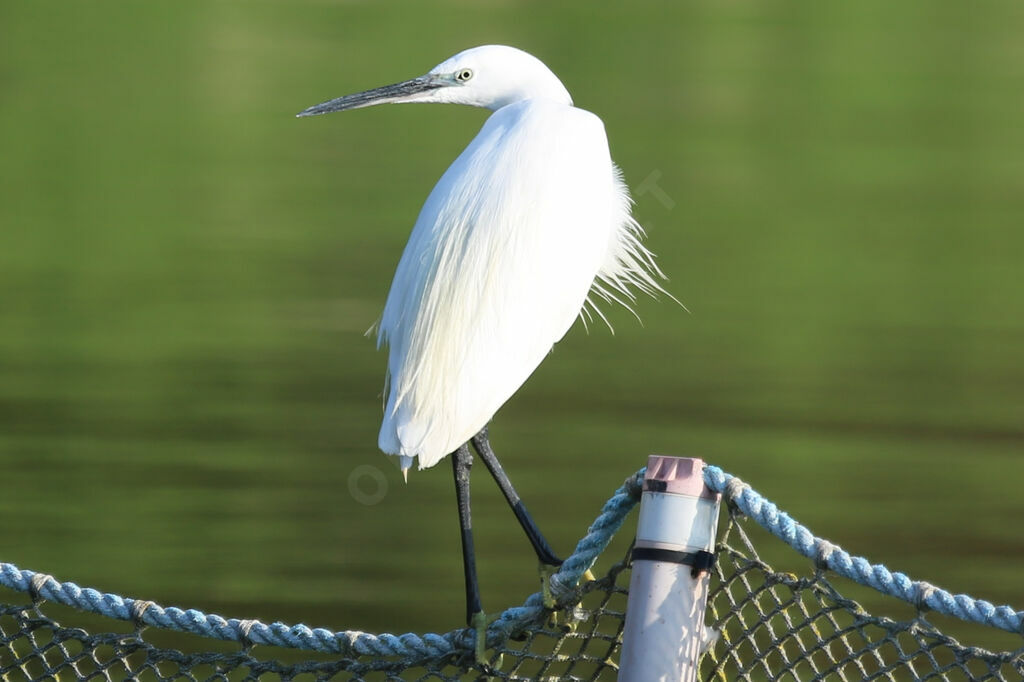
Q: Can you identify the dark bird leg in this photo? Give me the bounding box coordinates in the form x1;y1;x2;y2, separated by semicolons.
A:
451;443;487;663
470;427;562;567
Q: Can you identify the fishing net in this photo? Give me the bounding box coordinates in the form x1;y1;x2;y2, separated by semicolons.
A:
3;466;1022;681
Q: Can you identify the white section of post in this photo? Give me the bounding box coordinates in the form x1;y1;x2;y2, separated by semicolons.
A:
618;456;722;682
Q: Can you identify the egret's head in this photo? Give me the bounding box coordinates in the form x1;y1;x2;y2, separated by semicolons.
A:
297;45;572;117
425;46;573;110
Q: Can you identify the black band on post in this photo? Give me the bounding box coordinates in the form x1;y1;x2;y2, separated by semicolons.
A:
643;479;668;493
632;547;717;578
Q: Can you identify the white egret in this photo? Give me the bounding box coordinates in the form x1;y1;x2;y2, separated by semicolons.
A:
298;45;667;663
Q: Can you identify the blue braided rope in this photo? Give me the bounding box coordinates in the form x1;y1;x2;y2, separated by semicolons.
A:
702;465;1024;636
2;464;1020;666
0;470;644;665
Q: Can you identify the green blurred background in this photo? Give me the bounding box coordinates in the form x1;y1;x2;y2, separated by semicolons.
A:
2;0;1022;655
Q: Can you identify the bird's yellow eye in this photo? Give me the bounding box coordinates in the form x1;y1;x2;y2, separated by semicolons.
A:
455;68;474;83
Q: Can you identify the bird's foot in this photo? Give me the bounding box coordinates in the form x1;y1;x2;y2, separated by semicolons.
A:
539;562;560;610
539;562;594;608
540;564;597;631
469;610;503;675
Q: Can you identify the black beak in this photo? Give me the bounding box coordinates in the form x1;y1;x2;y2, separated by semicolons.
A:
296;75;444;117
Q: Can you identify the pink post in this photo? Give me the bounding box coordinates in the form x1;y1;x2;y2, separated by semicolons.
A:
618;456;721;681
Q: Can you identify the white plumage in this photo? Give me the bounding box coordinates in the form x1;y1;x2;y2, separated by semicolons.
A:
300;45;666;475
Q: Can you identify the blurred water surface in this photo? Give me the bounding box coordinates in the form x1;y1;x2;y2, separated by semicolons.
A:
1;0;1022;653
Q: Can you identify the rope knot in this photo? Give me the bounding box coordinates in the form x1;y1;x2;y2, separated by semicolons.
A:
723;477;749;511
623;469;645;500
28;573;53;603
238;618;258;651
912;581;936;612
130;600;156;636
814;540;837;571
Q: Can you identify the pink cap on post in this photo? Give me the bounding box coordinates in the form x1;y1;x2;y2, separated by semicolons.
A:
644;455;719;501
